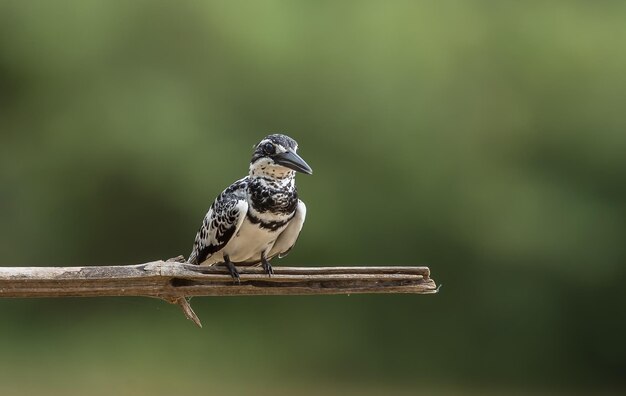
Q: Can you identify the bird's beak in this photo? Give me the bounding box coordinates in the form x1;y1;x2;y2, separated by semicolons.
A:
274;150;313;175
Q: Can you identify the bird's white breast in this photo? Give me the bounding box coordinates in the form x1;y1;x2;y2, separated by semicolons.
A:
202;217;287;265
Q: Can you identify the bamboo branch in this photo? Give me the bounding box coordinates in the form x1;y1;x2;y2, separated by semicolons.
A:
0;258;437;328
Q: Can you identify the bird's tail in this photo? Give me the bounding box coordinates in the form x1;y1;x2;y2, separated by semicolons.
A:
187;250;198;264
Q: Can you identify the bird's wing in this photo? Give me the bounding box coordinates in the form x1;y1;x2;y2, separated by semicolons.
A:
268;200;307;259
188;180;249;265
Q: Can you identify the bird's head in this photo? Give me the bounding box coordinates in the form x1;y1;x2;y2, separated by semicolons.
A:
249;134;313;179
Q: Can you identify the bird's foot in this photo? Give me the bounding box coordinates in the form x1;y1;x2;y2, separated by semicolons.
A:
223;260;240;283
261;256;274;277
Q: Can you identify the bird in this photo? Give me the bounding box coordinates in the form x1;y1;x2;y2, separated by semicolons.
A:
187;134;313;281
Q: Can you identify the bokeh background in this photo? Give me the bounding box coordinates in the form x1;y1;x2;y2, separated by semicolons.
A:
1;1;625;395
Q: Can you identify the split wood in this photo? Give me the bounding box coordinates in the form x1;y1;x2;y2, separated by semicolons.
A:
0;257;438;328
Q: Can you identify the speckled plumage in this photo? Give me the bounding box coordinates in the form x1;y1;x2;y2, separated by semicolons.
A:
187;134;312;278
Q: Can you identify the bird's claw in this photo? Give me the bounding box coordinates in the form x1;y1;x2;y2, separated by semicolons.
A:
224;261;240;284
261;257;274;277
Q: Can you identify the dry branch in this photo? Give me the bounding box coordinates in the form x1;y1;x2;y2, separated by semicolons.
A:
0;259;437;327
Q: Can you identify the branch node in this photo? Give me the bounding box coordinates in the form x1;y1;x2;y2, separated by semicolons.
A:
171;297;202;328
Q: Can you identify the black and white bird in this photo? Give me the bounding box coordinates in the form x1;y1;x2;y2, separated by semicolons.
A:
187;134;312;280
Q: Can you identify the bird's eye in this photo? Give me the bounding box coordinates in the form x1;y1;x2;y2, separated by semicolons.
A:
263;142;275;154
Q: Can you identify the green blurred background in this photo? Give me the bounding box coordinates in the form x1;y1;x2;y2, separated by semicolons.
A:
1;1;625;395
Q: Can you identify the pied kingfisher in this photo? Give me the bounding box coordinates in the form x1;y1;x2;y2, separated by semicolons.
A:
187;134;313;280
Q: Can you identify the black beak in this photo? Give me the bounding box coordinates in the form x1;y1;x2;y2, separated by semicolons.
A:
274;150;313;175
